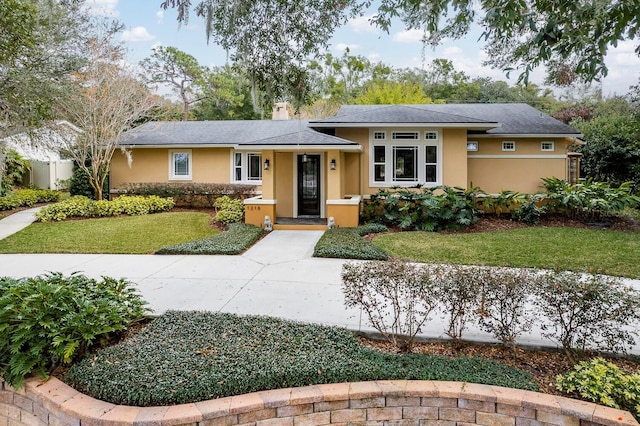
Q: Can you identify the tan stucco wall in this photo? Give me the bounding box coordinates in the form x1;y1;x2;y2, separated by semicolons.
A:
110;148;232;188
467;138;570;155
442;128;468;188
343;152;361;195
275;152;294;217
468;158;567;193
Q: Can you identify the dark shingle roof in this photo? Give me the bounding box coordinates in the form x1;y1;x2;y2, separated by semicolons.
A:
312;103;580;135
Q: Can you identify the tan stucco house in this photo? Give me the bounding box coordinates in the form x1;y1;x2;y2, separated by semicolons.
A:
111;103;582;229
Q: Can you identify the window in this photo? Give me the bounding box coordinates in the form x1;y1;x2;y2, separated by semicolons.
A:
370;129;440;186
233;151;262;182
502;141;516;151
541;141;555;151
169;150;192;180
467;141;478;151
373;131;386;140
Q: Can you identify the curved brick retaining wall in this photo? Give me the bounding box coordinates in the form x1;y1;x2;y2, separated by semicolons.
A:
1;378;637;426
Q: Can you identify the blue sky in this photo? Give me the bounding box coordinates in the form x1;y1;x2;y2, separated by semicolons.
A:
87;0;639;97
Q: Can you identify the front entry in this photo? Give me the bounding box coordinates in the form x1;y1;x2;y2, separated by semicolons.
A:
297;154;321;216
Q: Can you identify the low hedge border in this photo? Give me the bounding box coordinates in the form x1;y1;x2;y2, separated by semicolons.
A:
156;223;263;255
313;224;389;260
2;377;636;426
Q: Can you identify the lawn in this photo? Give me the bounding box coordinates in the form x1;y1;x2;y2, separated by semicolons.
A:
372;227;640;278
0;212;219;254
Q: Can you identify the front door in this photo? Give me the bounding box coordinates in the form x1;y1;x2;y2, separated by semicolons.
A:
297;154;321;216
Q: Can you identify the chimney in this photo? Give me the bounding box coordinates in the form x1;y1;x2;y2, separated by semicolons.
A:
271;102;290;120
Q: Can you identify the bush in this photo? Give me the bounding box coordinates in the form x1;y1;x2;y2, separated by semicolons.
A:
314;227;389;260
437;265;479;344
65;311;537;406
361;185;480;231
1;149;29;193
213;195;244;224
119;182;257;208
34;195;174;222
342;260;440;351
0;189;61;211
157;223;263;255
511;194;543;224
356;222;388;235
534;270;640;359
0;273;148;388
69;166;106;199
480;190;523;217
556;358;640;419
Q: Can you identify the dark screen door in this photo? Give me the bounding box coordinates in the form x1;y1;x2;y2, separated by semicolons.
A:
297;155;320;216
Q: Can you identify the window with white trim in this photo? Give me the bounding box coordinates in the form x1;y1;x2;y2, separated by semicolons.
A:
502;141;516;151
373;131;386;140
370;129;441;186
467;141;478;151
169;150;192;180
541;141;555;151
233;151;262;183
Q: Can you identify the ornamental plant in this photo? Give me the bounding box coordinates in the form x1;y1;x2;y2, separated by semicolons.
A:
0;273;149;388
213;195;244;225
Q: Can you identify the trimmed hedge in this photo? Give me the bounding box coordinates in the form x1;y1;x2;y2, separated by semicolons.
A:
313;225;389;260
0;189;61;211
65;311;537;406
34;195;174;221
118;182;257;208
156;223;263;255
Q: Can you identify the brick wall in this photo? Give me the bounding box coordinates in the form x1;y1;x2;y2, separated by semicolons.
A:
1;378;637;426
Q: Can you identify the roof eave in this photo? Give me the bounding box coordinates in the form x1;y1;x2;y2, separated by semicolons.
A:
472;133;583;139
309;122;501;130
237;144;363;152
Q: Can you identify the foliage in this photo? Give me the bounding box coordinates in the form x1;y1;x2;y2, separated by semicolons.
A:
511;194;543;225
361;186;480;231
34;195;174;222
480;190;522;217
556;358;640;419
356;222;389;235
542;177;640;221
436;265;478;343
213;195;244;225
372;0;640;85
534;270;640;360
119;182;257;208
0;273;148;388
65;310;536;406
69;165;105;199
342;260;440;352
157;223;263;255
313;227;389;260
353;81;435;105
1;149;29;192
0;189;61;211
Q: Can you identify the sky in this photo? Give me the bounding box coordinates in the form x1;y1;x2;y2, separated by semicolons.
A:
86;0;640;98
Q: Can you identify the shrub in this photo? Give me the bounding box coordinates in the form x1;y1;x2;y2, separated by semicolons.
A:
65;311;537;406
213;195;244;224
342;260;440;351
119;182;257;208
34;195;174;221
0;189;61;211
69;166;106;199
0;273;148;388
1;149;29;193
157;223;263;255
556;358;640;419
361;185;480;231
534;270;640;359
437;265;479;344
313;227;389;260
356;223;388;235
481;190;523;217
511;194;543;224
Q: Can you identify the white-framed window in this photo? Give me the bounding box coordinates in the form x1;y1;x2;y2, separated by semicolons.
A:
370;129;441;186
467;141;479;151
541;141;555;151
373;131;386;140
232;151;262;183
169;150;192;180
502;141;516;151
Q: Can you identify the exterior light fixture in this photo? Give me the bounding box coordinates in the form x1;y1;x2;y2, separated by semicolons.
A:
302;153;308;163
264;159;270;170
330;159;336;170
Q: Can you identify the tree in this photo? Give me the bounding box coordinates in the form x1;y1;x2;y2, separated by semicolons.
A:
160;0;361;114
53;38;159;200
354;81;434;104
140;46;204;121
371;0;640;85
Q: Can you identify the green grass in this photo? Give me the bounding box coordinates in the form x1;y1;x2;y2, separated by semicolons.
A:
373;227;640;278
65;311;537;406
0;212;219;254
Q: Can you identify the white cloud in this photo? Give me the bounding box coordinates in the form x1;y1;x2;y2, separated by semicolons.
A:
348;15;377;33
156;10;164;24
334;43;359;53
85;0;119;17
392;29;426;43
121;26;155;43
368;52;381;61
602;40;640;94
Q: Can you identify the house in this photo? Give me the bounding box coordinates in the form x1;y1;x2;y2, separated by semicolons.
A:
111;103;582;229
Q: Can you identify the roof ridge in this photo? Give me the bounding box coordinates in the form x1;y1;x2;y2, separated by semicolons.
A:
402;104;498;123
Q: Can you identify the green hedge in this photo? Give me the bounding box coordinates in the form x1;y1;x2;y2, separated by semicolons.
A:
65;311;537;406
34;195;174;221
156;223;263;255
118;182;257;208
0;273;148;388
0;189;61;211
313;225;389;260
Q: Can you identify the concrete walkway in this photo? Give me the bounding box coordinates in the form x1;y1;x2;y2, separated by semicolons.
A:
0;206;42;240
1;210;639;353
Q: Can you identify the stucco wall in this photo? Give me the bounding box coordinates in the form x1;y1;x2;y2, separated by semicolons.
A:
2;378;636;426
442;128;468;189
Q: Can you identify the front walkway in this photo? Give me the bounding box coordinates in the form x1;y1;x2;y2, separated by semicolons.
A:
0;207;42;240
